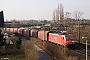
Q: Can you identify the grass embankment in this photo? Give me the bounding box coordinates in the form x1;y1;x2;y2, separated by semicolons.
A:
0;38;38;60
31;37;90;60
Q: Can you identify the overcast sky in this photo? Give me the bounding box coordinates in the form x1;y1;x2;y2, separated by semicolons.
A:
0;0;90;21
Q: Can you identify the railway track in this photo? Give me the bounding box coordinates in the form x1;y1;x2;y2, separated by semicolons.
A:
68;43;90;59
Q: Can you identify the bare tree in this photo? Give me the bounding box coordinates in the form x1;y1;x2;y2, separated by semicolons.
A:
56;9;59;23
59;3;64;24
65;12;71;26
57;3;60;23
73;11;83;20
54;3;60;24
52;3;64;24
65;12;71;19
52;9;56;23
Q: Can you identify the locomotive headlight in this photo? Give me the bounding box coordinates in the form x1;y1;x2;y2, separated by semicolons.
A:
72;41;74;42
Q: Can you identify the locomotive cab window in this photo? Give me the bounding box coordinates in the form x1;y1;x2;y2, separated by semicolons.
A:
66;36;73;40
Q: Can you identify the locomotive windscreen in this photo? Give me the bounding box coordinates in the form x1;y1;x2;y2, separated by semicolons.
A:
0;11;4;27
66;36;73;40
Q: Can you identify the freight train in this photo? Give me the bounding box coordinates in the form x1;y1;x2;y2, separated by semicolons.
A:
4;28;76;46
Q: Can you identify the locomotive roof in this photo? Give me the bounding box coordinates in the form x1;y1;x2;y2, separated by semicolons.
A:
50;33;72;36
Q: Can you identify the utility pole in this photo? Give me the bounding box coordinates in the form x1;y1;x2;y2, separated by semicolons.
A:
86;38;87;60
43;26;45;49
78;19;80;42
82;37;88;60
28;20;29;38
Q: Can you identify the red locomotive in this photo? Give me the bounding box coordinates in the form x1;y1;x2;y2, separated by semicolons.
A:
48;33;75;46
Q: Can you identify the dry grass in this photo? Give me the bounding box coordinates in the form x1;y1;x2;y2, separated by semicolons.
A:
24;40;38;60
65;56;77;60
44;41;78;60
